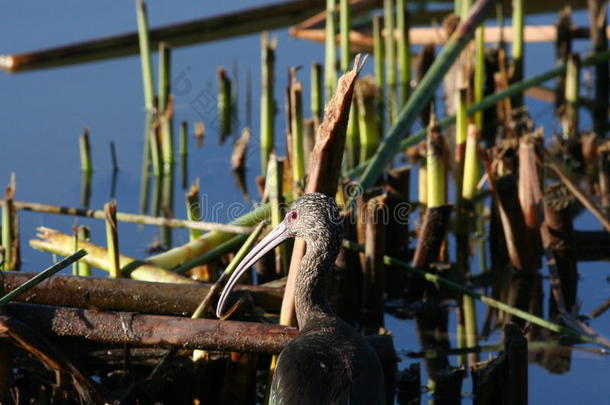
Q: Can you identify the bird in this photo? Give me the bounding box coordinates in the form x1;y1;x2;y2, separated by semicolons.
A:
217;193;386;405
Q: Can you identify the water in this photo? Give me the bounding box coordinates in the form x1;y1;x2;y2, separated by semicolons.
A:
1;2;609;404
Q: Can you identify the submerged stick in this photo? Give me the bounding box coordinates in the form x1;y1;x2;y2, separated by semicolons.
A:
0;250;87;308
8;200;252;234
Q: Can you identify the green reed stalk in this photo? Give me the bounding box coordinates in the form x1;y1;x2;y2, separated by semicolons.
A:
260;33;276;175
217;67;232;141
161;97;175;170
158;42;170;112
136;0;154;112
73;226;91;276
357;78;380;163
461;0;472;18
149;120;162;177
104;200;121;278
325;0;337;99
179;120;188;188
311;62;323;122
345;100;360;170
290;81;306;186
185;179;202;240
339;0;351;72
0;250;87;308
563;53;580;139
1;189;14;271
396;0;411;107
511;0;524;105
373;15;386;135
426;116;446;207
79;129;92;173
474;25;485;127
265;155;289;275
462;125;480;201
384;0;397;123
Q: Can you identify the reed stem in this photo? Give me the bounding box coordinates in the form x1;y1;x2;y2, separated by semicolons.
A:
104;200;121;278
217;67;232;142
79;128;92;173
563;53;580;139
158;42;170;112
426;114;446;208
311;62;323;122
339;0;351;72
511;0;524;106
174;234;248;275
325;0;337;100
1;184;15;271
290;80;306;187
357;77;380;163
185;180;202;240
474;25;485;127
373;15;386;135
161;96;175;170
384;0;397;122
260;33;276;175
265;154;288;275
396;0;411;107
136;0;155;113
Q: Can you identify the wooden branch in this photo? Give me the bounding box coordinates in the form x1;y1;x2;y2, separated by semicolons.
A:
1;272;283;315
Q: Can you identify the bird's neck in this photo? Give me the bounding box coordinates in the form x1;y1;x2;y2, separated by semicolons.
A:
294;237;339;329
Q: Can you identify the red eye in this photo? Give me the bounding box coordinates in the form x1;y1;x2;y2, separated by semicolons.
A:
286;211;298;223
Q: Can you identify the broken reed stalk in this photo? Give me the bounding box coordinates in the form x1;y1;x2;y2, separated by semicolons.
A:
217;67;232;142
281;55;365;327
265;154;289;275
373;15;386;135
357;77;380;163
0;250;87;308
384;0;397;123
192;221;266;319
231;128;251;171
339;0;351;72
325;0;338;99
75;226;91;276
356;0;494;192
511;0;524;106
104;200;120;278
30;227;195;284
543;152;610;232
6;303;297;354
146;202;271;269
343;240;604;346
1;272;283;315
588;0;609;134
396;0;411;107
562;53;580;139
346;49;610;181
260;32;276;175
8;200;251;234
311;62;323;122
427;114;446;208
290;80;306;187
79;129;92;173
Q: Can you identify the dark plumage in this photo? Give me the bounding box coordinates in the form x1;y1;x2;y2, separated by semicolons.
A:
217;193;386;405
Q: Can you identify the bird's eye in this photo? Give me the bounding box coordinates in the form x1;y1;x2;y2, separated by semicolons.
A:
286;211;298;224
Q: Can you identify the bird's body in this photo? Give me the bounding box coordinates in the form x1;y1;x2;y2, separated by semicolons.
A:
217;193;386;405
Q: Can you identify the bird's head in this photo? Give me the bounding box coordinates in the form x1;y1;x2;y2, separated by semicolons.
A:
216;193;342;318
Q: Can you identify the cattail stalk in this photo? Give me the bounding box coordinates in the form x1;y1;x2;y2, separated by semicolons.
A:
104;200;121;278
396;0;411;107
339;0;351;72
325;0;337;99
260;33;276;175
79;129;92;173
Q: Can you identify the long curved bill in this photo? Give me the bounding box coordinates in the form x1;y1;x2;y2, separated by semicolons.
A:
216;221;291;318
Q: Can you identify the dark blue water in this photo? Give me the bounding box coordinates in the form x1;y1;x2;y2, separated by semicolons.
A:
1;3;608;404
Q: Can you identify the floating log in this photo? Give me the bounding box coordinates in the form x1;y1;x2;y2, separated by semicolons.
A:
0;272;283;315
0;0;326;73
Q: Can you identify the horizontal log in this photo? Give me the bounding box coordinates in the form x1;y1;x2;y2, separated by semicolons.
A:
6;303;298;354
1;272;283;315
